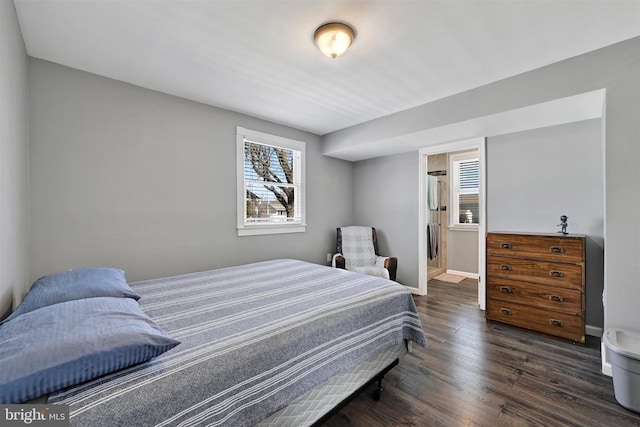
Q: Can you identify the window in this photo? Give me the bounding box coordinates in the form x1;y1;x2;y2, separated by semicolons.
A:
236;127;306;236
450;150;479;228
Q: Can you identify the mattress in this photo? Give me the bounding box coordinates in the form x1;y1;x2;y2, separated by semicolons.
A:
48;259;427;426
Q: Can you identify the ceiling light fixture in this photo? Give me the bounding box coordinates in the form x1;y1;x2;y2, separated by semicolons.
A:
314;22;356;59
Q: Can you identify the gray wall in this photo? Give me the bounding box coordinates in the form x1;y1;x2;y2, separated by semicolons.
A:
487;119;604;328
447;229;478;274
29;59;353;283
339;37;639;333
353;151;419;286
0;1;30;316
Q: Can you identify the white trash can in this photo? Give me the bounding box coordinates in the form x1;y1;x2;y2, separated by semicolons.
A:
604;328;640;413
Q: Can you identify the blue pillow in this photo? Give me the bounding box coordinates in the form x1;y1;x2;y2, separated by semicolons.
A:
0;297;180;403
2;267;139;323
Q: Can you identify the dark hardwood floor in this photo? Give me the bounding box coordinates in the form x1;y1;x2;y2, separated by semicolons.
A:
323;278;640;426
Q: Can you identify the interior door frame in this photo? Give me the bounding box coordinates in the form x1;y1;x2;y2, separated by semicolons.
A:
418;137;486;309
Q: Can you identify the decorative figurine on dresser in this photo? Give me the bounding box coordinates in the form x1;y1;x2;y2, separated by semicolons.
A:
485;218;586;344
558;215;569;235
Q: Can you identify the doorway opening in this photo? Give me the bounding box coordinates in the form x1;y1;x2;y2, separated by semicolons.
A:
425;153;447;281
417;138;486;309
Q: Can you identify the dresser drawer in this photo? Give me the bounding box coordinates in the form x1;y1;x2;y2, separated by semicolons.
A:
486;277;582;315
487;256;584;289
487;233;584;263
486;301;584;343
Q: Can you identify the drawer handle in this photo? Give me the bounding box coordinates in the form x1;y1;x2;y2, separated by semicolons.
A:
500;242;512;249
500;308;512;315
549;270;564;278
550;246;564;253
549;294;564;302
500;264;512;271
549;319;564;327
499;286;512;293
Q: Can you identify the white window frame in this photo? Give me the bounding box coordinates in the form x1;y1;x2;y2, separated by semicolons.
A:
236;127;306;236
449;150;480;230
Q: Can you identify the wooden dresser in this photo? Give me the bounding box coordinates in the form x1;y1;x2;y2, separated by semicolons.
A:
485;232;586;344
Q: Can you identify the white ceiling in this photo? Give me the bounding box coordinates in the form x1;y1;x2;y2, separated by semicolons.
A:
13;0;640;136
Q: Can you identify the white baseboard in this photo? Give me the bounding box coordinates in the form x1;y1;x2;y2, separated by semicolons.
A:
591;327;612;376
446;269;479;280
601;340;613;377
405;285;426;296
586;325;603;338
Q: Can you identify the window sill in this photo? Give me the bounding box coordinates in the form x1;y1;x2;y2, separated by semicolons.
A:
448;224;479;232
237;224;306;237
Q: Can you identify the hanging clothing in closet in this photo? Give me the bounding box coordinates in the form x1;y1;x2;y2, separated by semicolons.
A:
427;223;439;260
427;175;438;211
427;174;439;260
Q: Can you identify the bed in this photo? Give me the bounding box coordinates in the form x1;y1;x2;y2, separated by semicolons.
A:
0;259;427;426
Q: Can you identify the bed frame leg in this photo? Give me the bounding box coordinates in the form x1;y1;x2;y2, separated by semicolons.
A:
371;357;400;402
373;378;383;401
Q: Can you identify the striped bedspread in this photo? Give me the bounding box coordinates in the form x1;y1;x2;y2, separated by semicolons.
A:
49;259;427;426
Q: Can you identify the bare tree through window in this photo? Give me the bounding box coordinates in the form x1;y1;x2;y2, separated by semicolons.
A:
244;142;296;221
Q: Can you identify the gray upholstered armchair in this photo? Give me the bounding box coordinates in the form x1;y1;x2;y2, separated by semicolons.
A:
332;226;397;281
